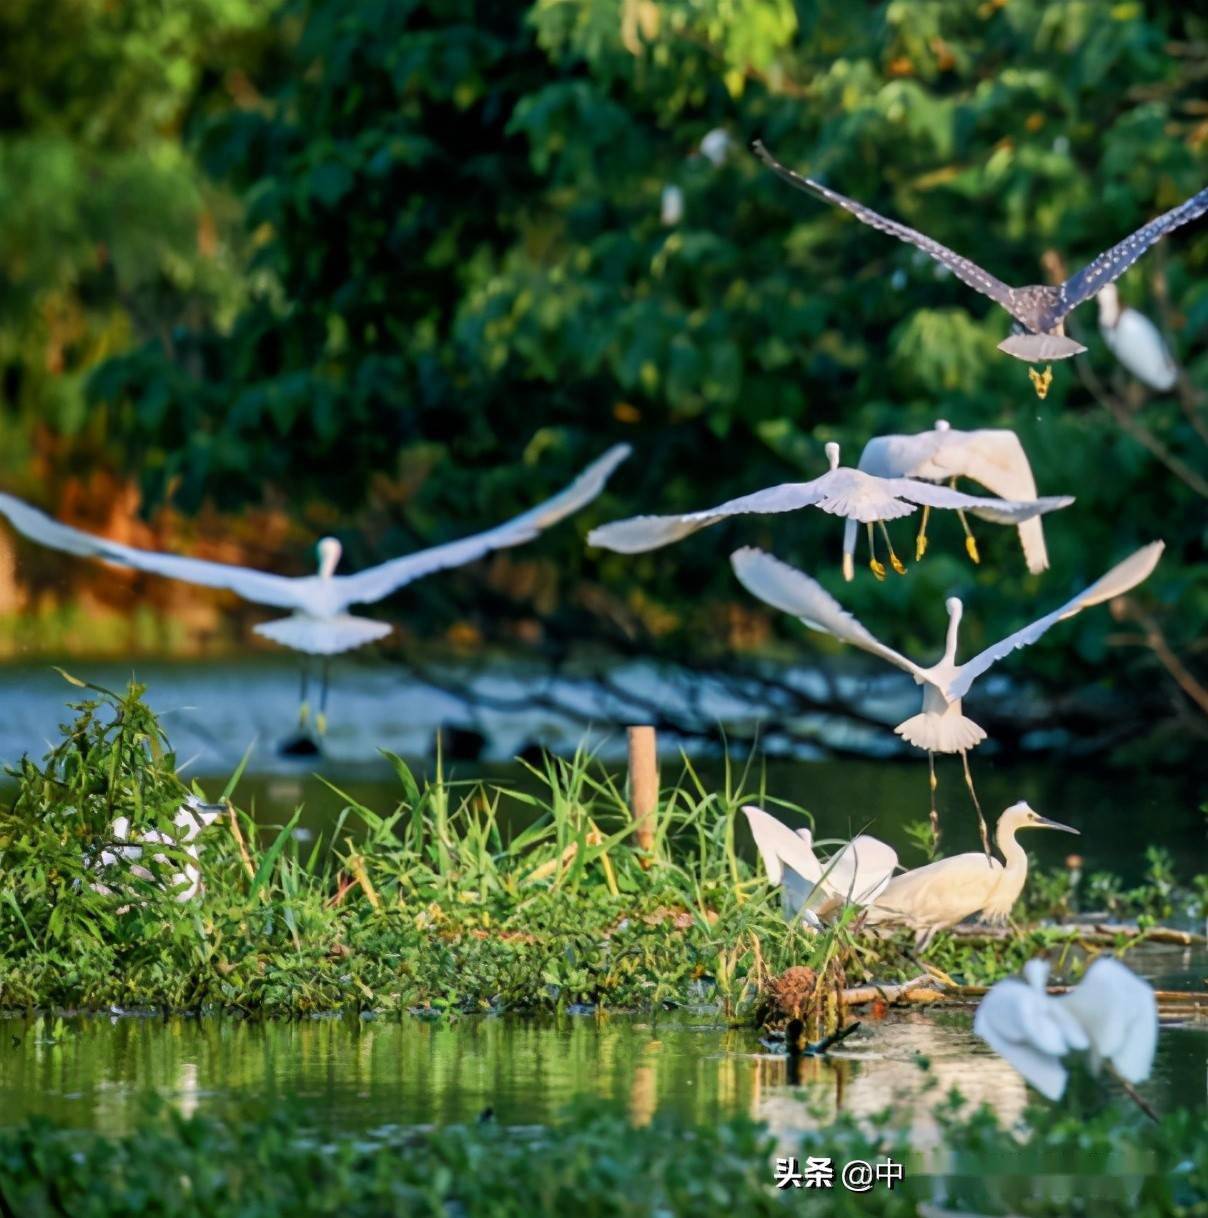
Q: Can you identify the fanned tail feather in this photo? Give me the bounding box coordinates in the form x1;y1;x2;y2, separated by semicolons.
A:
254;614;393;655
894;711;987;754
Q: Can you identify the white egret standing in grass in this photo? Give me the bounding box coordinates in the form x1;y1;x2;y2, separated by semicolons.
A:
0;445;630;743
742;805;897;924
847;420;1062;575
1097;284;1178;391
865;802;1079;950
729;542;1164;848
974;956;1158;1101
91;796;227;904
589;442;1071;582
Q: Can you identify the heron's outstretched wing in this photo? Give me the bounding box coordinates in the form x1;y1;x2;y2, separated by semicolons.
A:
752;140;1018;313
589;480;827;554
946;541;1164;701
1060;184;1208;314
0;492;309;610
334;444;630;607
1058;958;1157;1084
887;478;1072;524
730;547;927;679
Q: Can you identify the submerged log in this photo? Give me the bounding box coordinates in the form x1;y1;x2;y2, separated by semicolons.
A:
841;974;946;1007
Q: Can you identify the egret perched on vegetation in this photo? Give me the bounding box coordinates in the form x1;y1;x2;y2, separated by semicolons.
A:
848;420;1062;574
0;445;629;741
1097;284;1178;391
91;796;227;904
590;442;1070;582
742;805;898;924
752;139;1208;397
730;543;1163;847
974;957;1158;1100
865;802;1078;949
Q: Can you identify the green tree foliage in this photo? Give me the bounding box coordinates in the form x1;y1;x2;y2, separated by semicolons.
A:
57;1;1208;737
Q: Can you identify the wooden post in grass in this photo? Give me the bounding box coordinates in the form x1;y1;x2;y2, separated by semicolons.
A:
627;725;658;858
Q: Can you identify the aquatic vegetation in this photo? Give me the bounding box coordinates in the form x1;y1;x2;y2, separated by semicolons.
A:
0;679;1202;1017
0;1095;1205;1217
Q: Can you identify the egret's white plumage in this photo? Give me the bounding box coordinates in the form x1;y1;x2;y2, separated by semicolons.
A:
742;805;897;923
848;420;1061;574
0;445;630;658
974;956;1158;1100
730;543;1162;842
865;803;1079;948
973;959;1089;1100
589;442;1071;582
730;542;1163;756
1097;284;1178;391
92;796;226;903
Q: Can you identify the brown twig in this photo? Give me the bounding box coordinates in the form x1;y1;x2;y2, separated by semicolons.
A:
1109;597;1208;718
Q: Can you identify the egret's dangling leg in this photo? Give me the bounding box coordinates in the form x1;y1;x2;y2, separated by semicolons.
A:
915;505;931;561
927;752;940;847
297;665;311;727
961;750;992;860
1028;363;1053;400
949;478;980;565
316;660;331;737
865;523;887;581
877;522;906;575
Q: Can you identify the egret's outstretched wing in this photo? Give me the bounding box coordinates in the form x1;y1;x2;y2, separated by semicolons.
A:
820;835;898;907
742;805;825;921
588;479;827;554
335;445;630;607
730;547;926;679
752;140;1019;314
1059;957;1158;1084
946;541;1164;701
0;491;308;610
1061;184;1208;313
888;479;1072;524
973;978;1087;1100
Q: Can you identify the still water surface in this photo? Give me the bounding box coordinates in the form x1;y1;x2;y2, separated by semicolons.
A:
2;1003;1204;1139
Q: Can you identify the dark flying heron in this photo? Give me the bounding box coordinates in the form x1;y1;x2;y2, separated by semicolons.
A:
753;140;1208;397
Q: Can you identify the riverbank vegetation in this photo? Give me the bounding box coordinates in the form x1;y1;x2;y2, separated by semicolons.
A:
0;680;1202;1017
2;1095;1206;1217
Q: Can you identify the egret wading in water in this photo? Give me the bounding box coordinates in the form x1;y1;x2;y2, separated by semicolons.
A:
589;442;1071;582
1097;283;1179;391
729;542;1163;849
865;802;1078;950
0;444;630;747
974;957;1158;1103
742;805;898;924
848;420;1063;575
752;139;1208;399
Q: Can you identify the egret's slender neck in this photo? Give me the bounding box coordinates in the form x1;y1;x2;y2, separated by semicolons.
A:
942;604;963;665
995;819;1028;875
317;542;341;580
825;443;840;471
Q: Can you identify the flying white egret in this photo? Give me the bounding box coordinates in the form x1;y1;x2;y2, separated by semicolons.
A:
0;444;630;739
729;542;1163;847
847;420;1062;575
974;956;1158;1100
753;138;1208;397
1097;284;1178;391
589;442;1071;582
742;805;898;924
865;802;1079;950
91;796;226;904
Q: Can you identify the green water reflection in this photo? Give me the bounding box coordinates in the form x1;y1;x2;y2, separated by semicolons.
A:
2;1009;1203;1138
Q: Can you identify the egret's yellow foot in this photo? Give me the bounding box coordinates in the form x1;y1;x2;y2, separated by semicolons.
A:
315;712;328;737
1028;364;1052;399
915;533;928;561
890;553;907;575
869;558;887;581
298;701;311;726
965;535;981;564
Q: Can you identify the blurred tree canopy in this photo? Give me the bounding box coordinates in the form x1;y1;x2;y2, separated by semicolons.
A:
3;0;1207;746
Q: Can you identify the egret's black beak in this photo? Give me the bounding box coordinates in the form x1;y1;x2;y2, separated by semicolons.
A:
1037;816;1079;835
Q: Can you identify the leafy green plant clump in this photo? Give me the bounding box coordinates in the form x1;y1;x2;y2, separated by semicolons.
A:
0;1097;1205;1218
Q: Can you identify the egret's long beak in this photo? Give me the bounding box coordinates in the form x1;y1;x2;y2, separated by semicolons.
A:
1037;816;1079;834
